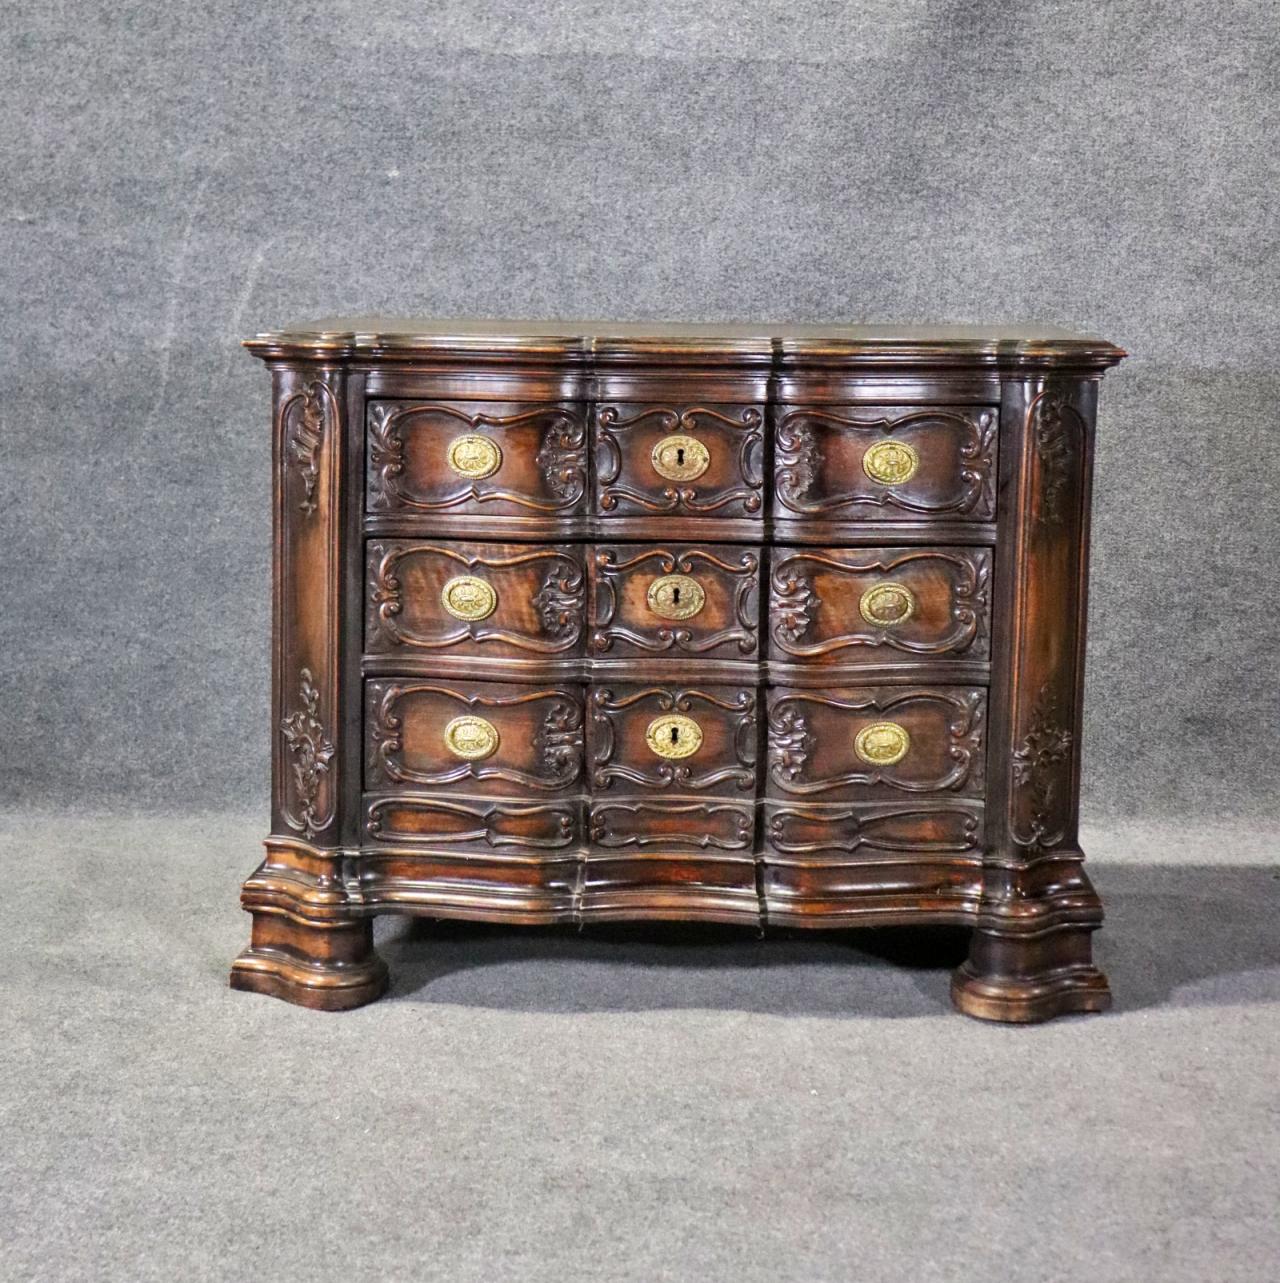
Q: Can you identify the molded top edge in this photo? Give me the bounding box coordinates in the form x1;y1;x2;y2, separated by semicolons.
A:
243;316;1126;366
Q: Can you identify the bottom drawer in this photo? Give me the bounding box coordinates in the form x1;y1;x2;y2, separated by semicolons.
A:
357;676;990;925
761;800;984;925
581;799;758;923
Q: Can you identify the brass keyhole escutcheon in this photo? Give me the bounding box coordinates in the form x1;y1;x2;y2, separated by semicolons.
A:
862;439;920;486
854;721;910;767
859;582;916;628
646;573;706;621
644;713;704;759
443;715;500;761
446;433;503;480
441;576;498;622
651;434;710;482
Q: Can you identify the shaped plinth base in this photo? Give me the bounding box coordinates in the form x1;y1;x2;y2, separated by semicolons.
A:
951;859;1111;1023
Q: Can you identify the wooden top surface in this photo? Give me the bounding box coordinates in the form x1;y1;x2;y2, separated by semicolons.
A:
245;316;1126;366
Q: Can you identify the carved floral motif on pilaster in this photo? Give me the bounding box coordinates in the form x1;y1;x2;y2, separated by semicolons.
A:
280;667;335;839
1010;682;1074;850
283;381;338;516
1028;393;1085;527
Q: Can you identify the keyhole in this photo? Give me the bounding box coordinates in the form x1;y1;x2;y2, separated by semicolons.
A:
676;446;685;466
672;586;681;605
670;726;680;745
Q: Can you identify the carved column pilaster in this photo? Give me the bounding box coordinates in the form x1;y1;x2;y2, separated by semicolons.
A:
952;371;1112;1021
272;367;346;843
232;357;387;1010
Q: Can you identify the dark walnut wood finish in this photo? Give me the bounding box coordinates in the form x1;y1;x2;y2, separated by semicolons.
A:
231;319;1125;1022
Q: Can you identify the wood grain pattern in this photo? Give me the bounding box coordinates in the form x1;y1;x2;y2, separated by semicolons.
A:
365;794;581;853
767;686;987;801
366;539;586;660
236;319;1124;1020
366;679;585;796
368;399;587;522
774;405;997;530
763;800;984;862
768;545;991;669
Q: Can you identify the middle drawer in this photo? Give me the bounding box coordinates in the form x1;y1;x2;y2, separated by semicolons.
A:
366;538;990;683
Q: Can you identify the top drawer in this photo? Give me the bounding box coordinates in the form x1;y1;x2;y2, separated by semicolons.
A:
774;405;997;535
367;399;588;531
593;402;765;535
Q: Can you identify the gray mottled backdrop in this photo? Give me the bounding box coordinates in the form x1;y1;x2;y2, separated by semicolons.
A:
3;1;1277;822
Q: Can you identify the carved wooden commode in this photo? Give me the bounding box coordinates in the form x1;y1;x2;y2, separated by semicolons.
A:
231;319;1125;1022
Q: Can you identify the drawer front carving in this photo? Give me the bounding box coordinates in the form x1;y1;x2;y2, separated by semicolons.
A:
767;686;986;801
594;404;764;519
591;544;760;659
589;685;757;796
769;547;991;663
775;406;997;523
589;801;754;852
367;400;587;520
365;795;581;854
763;801;984;862
366;680;585;797
366;540;587;658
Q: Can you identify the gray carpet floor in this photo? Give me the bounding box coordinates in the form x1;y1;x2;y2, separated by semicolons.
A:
1;812;1277;1283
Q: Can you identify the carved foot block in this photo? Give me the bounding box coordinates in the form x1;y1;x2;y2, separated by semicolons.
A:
230;912;389;1011
951;919;1110;1023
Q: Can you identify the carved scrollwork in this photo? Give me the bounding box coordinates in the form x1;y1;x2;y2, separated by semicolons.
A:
367;402;586;513
282;381;339;516
535;419;589;502
590;687;756;792
767;689;985;795
589;802;754;851
950;551;992;652
774;407;997;519
537;695;586;783
366;543;585;653
768;703;812;783
368;683;584;791
1011;682;1075;850
775;418;822;505
962;409;998;518
366;797;577;851
367;402;405;511
594;405;765;515
769;549;991;657
766;804;983;857
770;568;822;647
280;667;335;839
533;561;587;640
1027;392;1084;527
591;546;758;655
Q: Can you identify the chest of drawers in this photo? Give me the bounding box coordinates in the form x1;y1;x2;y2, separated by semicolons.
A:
230;319;1125;1022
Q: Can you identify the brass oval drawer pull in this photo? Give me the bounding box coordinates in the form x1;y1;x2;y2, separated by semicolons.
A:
862;439;919;485
854;720;910;766
651;434;710;482
443;715;500;760
440;575;497;621
446;433;503;479
645;713;704;759
859;582;916;627
646;573;706;621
